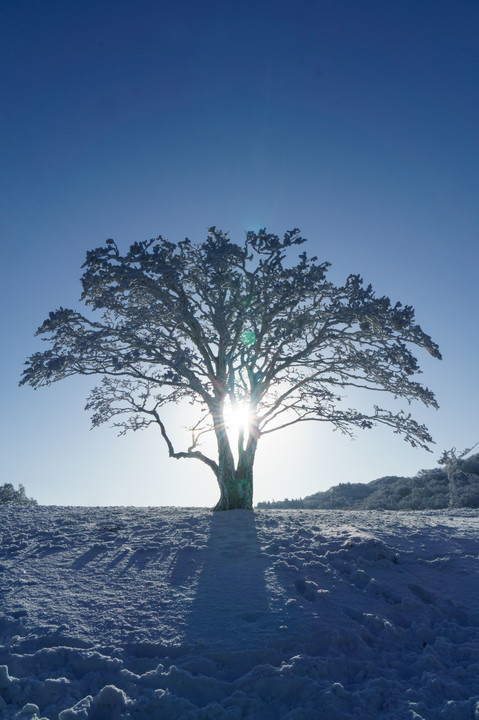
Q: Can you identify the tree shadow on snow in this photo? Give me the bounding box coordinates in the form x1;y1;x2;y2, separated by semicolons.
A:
185;510;272;652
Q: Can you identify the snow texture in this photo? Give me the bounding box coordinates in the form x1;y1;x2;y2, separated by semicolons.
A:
1;506;479;719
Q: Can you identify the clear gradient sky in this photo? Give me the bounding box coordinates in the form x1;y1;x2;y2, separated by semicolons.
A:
1;0;478;507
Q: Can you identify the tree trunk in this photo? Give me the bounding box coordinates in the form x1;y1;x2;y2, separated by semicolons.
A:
211;403;258;511
213;439;256;510
213;462;254;511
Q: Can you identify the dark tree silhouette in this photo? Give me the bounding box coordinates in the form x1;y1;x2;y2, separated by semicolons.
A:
20;228;441;510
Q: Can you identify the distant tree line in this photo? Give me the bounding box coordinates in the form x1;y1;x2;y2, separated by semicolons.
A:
0;483;37;505
257;450;479;511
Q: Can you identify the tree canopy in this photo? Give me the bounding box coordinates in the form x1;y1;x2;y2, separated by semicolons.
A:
20;228;441;510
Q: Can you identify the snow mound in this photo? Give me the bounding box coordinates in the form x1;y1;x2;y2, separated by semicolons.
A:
1;506;479;718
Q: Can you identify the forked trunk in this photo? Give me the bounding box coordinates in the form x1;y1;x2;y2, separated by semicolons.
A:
211;402;258;511
213;457;254;511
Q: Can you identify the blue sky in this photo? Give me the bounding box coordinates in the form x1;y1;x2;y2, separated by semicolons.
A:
2;0;478;506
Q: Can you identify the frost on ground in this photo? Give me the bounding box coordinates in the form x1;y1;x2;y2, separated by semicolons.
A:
1;506;479;719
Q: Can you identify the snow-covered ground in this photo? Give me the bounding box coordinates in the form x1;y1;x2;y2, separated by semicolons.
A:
1;506;479;719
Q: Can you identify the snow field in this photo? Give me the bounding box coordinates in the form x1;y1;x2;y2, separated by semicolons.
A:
1;506;479;719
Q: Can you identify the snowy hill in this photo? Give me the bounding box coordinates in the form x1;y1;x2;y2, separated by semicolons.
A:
258;454;479;510
1;505;479;719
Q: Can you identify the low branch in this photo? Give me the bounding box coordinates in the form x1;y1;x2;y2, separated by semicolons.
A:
151;408;218;474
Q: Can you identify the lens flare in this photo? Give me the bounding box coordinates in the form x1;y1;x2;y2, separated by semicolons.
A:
240;330;256;347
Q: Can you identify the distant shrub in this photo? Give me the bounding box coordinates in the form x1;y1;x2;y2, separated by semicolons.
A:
0;483;37;505
463;454;479;475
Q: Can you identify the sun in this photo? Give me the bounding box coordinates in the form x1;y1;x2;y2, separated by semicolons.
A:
224;399;253;445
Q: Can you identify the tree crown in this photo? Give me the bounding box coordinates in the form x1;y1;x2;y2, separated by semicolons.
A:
20;228;441;474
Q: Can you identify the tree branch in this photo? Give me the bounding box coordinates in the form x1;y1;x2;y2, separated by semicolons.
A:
150;408;218;474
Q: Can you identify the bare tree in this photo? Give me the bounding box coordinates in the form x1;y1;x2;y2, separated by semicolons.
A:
438;444;478;508
20;228;441;510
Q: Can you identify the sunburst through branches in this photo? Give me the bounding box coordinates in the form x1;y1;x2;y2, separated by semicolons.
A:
223;398;254;451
